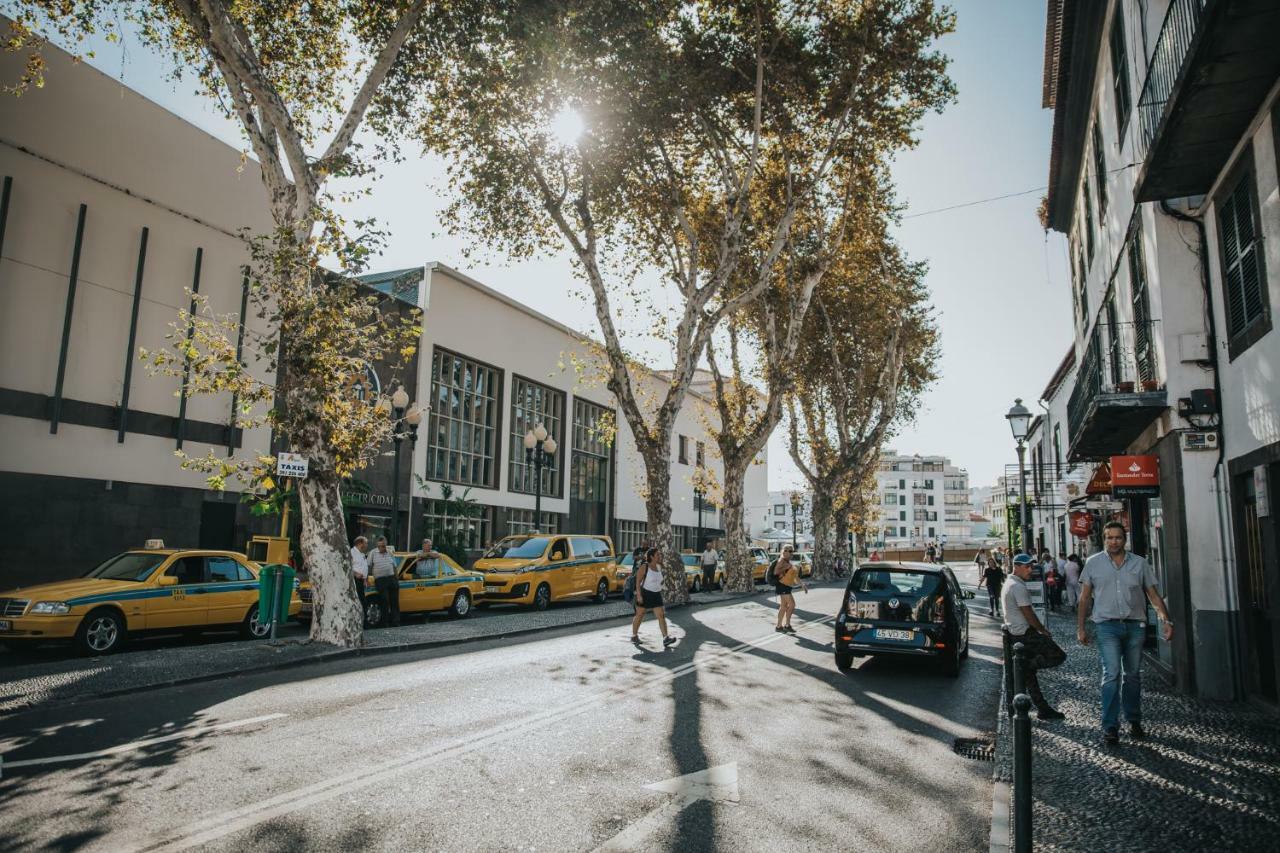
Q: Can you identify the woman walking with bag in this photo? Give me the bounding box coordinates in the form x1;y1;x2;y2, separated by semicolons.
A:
631;547;676;647
774;545;808;634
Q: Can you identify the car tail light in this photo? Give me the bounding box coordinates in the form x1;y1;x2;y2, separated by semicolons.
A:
933;595;946;624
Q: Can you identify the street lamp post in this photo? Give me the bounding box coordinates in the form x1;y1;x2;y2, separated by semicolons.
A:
1006;398;1033;555
523;422;557;528
789;491;802;550
693;467;706;553
381;386;421;550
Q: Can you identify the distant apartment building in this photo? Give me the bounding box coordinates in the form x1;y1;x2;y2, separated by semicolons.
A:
872;451;970;546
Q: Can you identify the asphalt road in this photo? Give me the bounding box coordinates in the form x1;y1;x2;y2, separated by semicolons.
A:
0;571;1003;852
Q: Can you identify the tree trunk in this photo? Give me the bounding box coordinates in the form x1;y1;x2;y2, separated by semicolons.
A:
641;447;687;607
719;453;754;592
835;512;850;576
809;488;839;581
297;454;364;647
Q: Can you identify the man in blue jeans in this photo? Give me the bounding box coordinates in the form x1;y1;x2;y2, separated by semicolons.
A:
1076;521;1174;746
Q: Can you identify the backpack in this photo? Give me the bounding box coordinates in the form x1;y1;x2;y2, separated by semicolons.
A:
766;559;780;584
623;572;637;603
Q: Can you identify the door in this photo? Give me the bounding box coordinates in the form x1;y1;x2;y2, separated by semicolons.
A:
147;555;209;630
199;502;237;551
405;556;443;613
570;536;600;594
205;555;255;625
1236;468;1278;703
547;537;571;598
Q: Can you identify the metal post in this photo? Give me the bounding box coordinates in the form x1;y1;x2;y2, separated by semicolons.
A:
391;431;403;549
1013;641;1027;698
269;568;283;640
533;449;543;525
1012;693;1034;853
1016;441;1030;554
695;487;704;552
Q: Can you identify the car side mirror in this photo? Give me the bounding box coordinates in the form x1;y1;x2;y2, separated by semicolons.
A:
551;551;564;562
157;575;178;586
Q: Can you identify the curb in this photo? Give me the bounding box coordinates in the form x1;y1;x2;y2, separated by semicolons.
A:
2;584;790;718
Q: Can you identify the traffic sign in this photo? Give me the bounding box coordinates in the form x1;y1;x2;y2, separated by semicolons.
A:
276;452;309;479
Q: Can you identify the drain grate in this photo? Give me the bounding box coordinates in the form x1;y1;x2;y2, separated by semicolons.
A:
953;736;995;761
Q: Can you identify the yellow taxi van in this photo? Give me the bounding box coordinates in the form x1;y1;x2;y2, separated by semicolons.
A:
474;534;615;610
0;542;299;655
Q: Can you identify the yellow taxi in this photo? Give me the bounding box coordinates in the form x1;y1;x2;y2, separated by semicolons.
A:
0;542;299;656
679;554;723;592
360;551;484;627
474;534;615;610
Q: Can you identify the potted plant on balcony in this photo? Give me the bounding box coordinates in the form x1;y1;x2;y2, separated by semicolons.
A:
1115;381;1136;393
1140;379;1160;392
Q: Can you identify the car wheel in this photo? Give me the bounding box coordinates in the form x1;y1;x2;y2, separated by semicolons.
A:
533;583;552;611
449;590;472;619
941;641;961;677
835;650;854;672
76;609;125;656
594;578;609;604
364;597;386;628
242;604;272;639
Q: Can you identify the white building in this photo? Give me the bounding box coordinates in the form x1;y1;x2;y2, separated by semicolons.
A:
0;30;768;585
1040;0;1280;703
757;490;813;543
872;451;970;546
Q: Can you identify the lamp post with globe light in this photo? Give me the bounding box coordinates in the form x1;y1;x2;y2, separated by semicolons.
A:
1005;398;1033;555
789;490;803;550
378;386;422;550
524;423;557;528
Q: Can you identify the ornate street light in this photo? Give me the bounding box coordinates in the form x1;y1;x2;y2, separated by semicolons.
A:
524;422;557;528
789;490;803;550
386;385;421;550
1006;398;1032;555
692;465;711;555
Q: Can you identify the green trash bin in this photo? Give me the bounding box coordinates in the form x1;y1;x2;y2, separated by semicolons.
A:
257;564;297;629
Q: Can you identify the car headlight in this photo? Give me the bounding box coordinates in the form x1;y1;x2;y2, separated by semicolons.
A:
31;601;71;615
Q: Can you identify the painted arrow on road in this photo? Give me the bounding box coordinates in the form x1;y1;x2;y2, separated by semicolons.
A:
593;763;739;852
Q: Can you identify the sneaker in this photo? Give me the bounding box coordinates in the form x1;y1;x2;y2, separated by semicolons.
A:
1036;707;1066;721
630;635;642;644
1103;728;1120;746
1129;721;1146;739
662;636;677;647
775;626;786;633
783;626;797;634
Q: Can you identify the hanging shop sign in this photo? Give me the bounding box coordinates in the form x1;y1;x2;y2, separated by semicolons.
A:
1255;466;1270;518
1086;462;1113;496
1059;468;1091;504
1069;511;1094;537
1110;455;1159;498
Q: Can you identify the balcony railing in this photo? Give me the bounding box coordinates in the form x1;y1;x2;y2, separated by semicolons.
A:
1067;319;1167;461
1136;0;1207;163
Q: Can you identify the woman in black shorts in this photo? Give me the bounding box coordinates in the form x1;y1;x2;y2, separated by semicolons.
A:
774;545;807;634
631;546;675;647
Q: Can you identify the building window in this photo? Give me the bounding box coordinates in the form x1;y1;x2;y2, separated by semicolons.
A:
509;376;565;497
774;504;786;515
1127;217;1157;381
1092;121;1108;216
1076;244;1089;326
928;527;935;538
899;526;907;537
428;348;501;488
1109;10;1131;137
570;397;611;504
678;435;689;465
695;441;705;467
924;479;934;489
1053;424;1063;475
422;499;493;551
616;519;648;553
927;495;935;506
899;479;905;490
506;509;560;536
1216;158;1271;359
899;510;906;521
1083;180;1096;264
775;521;787;530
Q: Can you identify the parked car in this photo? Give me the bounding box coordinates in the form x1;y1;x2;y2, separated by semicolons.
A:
679;554;723;592
474;534;615;610
0;542;300;655
833;561;973;676
361;552;484;627
791;551;814;578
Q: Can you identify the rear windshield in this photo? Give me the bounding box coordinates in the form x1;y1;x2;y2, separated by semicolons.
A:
681;555;701;566
483;537;550;559
851;570;942;597
86;552;167;582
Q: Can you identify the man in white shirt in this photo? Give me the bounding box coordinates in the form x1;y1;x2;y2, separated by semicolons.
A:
1002;553;1067;720
350;536;369;599
368;537;400;627
700;543;719;591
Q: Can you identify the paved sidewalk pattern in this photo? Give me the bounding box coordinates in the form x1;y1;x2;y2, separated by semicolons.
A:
995;610;1280;852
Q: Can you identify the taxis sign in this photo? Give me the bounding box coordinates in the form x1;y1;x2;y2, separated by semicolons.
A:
276;452;309;479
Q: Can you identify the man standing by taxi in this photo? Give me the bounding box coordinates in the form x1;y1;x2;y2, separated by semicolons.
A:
368;537;400;627
350;536;369;600
700;542;719;591
1077;521;1173;746
1002;553;1067;720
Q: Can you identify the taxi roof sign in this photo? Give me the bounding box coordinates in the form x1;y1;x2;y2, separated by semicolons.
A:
144;538;166;550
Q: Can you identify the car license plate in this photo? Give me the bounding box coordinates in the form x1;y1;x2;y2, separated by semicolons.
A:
0;620;10;631
875;628;913;641
485;585;503;593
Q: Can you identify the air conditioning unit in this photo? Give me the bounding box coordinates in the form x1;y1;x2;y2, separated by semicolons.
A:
1181;431;1219;451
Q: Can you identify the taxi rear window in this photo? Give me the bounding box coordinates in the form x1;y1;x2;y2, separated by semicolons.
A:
851;570;941;598
86;552;167;582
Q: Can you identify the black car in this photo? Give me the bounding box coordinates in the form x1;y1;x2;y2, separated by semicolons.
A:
834;561;974;676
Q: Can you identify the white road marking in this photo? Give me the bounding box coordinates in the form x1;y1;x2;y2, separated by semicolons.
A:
132;615;834;852
0;714;287;778
594;763;740;852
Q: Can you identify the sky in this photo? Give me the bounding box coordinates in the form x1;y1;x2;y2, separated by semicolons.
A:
26;0;1072;492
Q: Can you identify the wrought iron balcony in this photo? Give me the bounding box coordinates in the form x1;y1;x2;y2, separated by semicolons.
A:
1135;0;1280;201
1067;320;1168;461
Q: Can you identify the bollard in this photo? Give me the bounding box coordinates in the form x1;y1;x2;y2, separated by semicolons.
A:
270;568;283;640
1012;692;1033;853
1012;641;1027;699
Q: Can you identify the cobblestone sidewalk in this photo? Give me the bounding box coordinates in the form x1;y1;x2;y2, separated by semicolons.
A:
994;610;1280;851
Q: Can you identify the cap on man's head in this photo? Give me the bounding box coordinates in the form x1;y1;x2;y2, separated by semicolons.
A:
1013;553;1034;566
